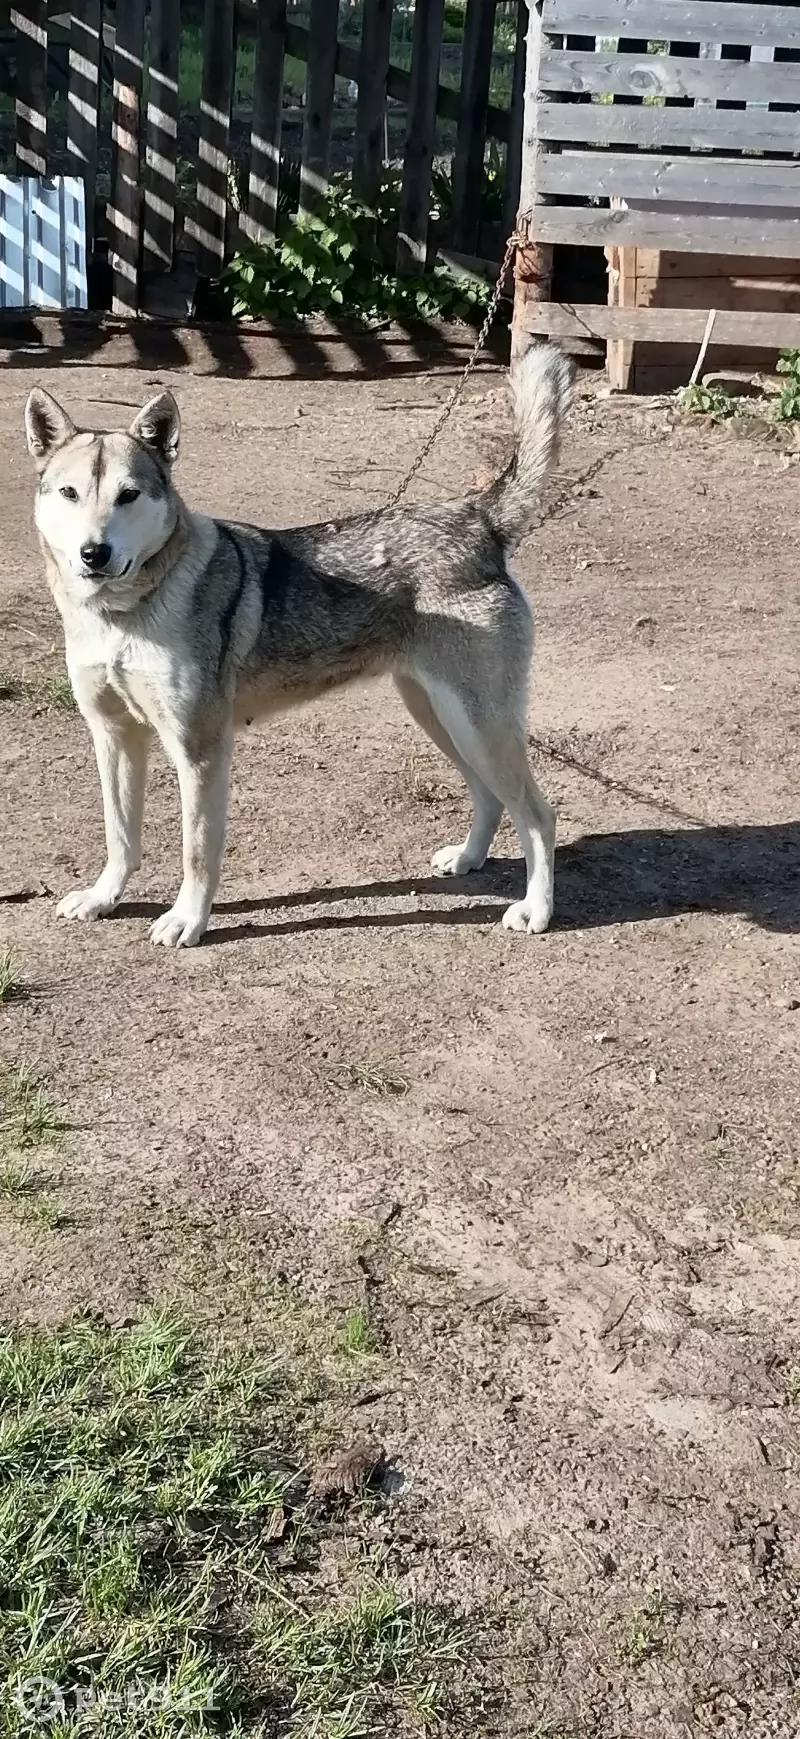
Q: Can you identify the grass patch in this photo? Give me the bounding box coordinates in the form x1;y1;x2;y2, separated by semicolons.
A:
0;1307;474;1735
787;1367;800;1404
621;1587;677;1666
336;1304;380;1359
329;1061;410;1100
0;948;23;1006
0;672;75;712
0;1157;40;1200
0;1064;67;1150
408;757;451;807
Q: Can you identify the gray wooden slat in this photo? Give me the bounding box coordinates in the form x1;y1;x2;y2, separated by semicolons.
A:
539;47;800;104
452;0;498;255
300;0;339;213
265;14;511;142
110;0;145;313
541;0;800;52
397;0;447;271
144;0;181;272
518;301;800;347
503;0;528;238
67;0;101;248
534;202;800;255
539;150;800;206
195;0;236;274
12;0;48;174
353;0;394;206
247;0;286;239
537;98;800;151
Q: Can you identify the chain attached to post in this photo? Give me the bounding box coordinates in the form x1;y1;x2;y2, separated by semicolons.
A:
386;224;525;510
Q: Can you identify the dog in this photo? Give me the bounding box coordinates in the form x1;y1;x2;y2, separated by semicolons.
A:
24;345;571;948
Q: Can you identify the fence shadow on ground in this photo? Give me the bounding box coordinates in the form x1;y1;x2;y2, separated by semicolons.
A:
0;315;508;384
113;821;800;942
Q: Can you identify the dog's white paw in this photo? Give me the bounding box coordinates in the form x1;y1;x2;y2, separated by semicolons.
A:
57;886;118;922
150;905;207;949
432;842;483;877
502;897;552;936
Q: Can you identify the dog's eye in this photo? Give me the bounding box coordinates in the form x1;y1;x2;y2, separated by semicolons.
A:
59;485;78;501
116;487;140;506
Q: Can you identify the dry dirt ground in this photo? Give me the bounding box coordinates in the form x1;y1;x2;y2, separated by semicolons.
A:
1;340;799;1737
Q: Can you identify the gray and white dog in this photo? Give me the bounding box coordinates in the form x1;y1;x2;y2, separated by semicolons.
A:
24;345;571;948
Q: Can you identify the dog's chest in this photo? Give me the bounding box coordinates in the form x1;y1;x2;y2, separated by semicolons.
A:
66;617;170;726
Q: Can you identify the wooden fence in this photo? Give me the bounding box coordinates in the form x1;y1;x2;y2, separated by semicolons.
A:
4;0;529;316
512;0;800;360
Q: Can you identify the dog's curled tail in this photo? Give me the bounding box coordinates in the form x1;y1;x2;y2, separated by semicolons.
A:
483;343;573;549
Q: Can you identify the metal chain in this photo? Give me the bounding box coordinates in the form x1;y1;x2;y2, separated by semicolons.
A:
386;226;523;509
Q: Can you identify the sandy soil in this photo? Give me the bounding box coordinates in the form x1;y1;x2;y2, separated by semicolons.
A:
1;342;799;1737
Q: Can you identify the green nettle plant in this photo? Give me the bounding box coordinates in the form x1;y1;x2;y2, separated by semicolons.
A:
223;172;494;326
775;348;800;420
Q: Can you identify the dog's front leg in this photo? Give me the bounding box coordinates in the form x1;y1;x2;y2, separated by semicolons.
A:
151;732;233;948
57;713;149;923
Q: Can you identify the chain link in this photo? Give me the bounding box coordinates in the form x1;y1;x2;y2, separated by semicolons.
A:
385;226;523;510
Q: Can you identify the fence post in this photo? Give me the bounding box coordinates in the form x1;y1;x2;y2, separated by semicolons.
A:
12;0;47;175
511;0;552;360
503;0;527;242
110;0;145;314
144;0;181;273
67;0;102;252
194;0;237;275
300;0;339;212
451;0;497;256
247;0;287;240
353;0;394;207
397;0;446;272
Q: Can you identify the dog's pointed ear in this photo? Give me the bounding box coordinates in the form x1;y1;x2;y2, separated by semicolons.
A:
25;388;76;470
129;392;180;467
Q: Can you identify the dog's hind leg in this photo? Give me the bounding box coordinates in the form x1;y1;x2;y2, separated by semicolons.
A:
414;676;555;935
395;673;503;875
151;729;233;948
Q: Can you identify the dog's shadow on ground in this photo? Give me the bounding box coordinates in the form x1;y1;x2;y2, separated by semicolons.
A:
116;820;800;941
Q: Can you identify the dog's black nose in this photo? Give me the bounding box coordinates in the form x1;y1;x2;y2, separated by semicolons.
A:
80;540;112;572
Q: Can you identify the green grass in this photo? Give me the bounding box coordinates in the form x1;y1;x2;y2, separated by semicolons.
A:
0;948;22;1006
0;672;75;712
622;1588;676;1666
336;1304;380;1359
0;1308;472;1736
0;1064;67;1151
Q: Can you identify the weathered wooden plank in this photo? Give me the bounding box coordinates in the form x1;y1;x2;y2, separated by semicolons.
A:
452;0;498;255
534;202;800;256
397;0;447;272
353;0;394;206
542;0;800;52
246;0;286;239
513;0;553;360
144;0;180;272
537;97;800;151
540;150;800;207
517;299;800;347
194;0;236;274
252;13;511;142
503;0;528;238
538;47;800;104
66;0;102;246
110;0;145;314
12;0;48;174
300;0;339;212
